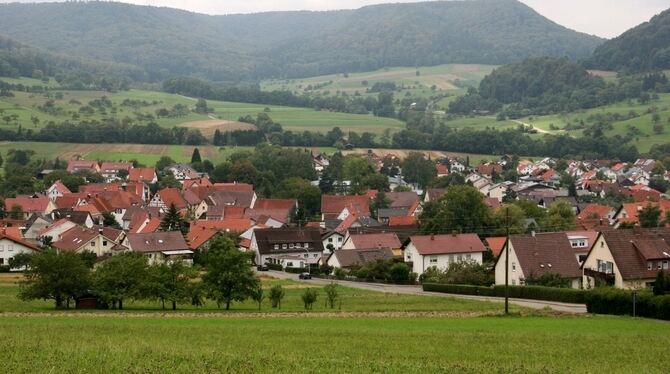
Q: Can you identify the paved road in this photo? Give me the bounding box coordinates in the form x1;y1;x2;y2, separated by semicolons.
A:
263;270;587;314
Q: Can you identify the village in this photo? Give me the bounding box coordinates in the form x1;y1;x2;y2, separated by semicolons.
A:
1;148;669;292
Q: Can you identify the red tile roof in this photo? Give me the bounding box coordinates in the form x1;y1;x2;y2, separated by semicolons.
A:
4;196;51;213
211;183;254;192
0;228;40;251
409;234;486;255
191;219;254;233
388;215;417;227
387;192;419;208
186;227;218;250
52;226;101;252
67;160;99;173
100;162;132;172
485;237;507;258
347;233;401;249
321;195;370;216
577;204;613;221
128;168;156;183
157;188;188;210
50;180;71;194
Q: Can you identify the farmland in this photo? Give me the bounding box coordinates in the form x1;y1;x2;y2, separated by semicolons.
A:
0;79;405;136
0;315;668;372
262;64;496;106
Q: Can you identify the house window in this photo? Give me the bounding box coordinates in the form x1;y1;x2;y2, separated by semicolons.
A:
274;244;279;250
103;241;108;246
0;258;3;265
287;262;293;267
664;261;669;270
314;254;318;258
304;253;309;259
648;262;653;270
0;245;4;252
658;262;663;270
512;262;516;272
289;243;294;249
457;254;463;262
328;238;333;243
429;256;438;264
90;242;95;247
282;244;287;249
304;243;309;248
466;254;471;260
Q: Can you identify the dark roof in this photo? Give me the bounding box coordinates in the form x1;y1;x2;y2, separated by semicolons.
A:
51;209;92;226
347;233;401;249
377;207;409;219
507;233;581;279
387;192;419;208
253;228;324;255
207;190;255;209
600;229;670;280
330;248;395;268
126;231;189;253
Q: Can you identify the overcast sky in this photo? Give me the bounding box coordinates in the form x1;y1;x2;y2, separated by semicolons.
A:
2;0;668;38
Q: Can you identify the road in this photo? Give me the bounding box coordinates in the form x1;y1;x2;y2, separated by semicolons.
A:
263;270;587;314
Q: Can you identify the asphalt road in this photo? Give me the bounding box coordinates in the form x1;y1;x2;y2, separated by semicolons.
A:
263;270;587;314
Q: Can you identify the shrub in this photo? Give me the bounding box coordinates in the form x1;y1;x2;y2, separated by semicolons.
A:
269;285;285;309
301;288;318;310
390;263;411;284
266;263;283;271
334;268;347;279
585;287;670;320
324;283;339;309
524;273;572;288
0;265;10;273
419;261;494;286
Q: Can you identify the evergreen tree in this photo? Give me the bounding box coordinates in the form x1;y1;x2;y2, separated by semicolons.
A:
653;271;666;296
160;203;189;235
191;148;202;164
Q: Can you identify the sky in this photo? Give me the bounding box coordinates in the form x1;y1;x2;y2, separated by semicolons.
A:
1;0;668;38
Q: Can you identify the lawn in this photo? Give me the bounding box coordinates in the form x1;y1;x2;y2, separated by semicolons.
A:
0;315;667;372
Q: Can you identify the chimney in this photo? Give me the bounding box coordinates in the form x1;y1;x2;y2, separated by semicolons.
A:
430;234;435;241
531;231;536;237
98;228;103;234
451;230;458;237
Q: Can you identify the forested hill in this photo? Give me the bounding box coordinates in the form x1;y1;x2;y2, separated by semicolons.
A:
0;0;602;82
586;7;670;72
0;34;146;89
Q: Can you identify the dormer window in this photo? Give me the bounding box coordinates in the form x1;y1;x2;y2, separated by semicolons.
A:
289;243;294;249
282;244;287;249
274;244;279;250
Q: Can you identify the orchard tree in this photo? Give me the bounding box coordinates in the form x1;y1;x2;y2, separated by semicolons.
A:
146;260;198;310
93;252;149;310
419;185;491;234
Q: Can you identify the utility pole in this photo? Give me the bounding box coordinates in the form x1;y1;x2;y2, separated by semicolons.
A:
504;206;510;315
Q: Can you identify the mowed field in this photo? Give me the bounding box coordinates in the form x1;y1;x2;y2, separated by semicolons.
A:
0;80;405;136
1;273;669;372
262;64;496;105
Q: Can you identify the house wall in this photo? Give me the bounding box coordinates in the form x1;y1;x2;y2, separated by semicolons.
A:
404;242;483;276
0;239;37;270
581;236;624;289
323;233;344;252
76;234;115;257
326;254;341;268
23;218;52;239
42;222;78;242
494;243;526;286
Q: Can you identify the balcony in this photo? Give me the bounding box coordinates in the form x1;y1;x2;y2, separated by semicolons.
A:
584;268;615;286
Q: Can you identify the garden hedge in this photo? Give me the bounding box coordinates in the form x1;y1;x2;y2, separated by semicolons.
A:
585;288;670;320
423;283;587;304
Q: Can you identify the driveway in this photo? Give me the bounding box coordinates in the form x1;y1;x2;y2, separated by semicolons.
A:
263;270;587;314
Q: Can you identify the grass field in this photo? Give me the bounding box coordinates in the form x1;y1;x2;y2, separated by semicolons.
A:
262;64;496;106
0;315;668;372
0;80;405;136
519;93;670;152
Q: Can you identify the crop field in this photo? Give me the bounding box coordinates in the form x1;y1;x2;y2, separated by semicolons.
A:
0;315;668;372
262;64;496;103
0;80;405;136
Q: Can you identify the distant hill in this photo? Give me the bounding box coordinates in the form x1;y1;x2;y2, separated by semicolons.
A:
586;7;670;72
0;0;603;82
0;34;146;89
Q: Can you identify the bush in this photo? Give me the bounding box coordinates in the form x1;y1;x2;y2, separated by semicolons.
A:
301;288;318;310
390;263;411;284
284;267;308;274
585;287;670;320
269;285;285;309
423;283;587;304
266;263;283;271
419;261;494;286
0;265;10;273
324;283;339;309
334;268;347;279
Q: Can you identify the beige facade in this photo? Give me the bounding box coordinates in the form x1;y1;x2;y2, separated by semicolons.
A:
494;243;525;287
582;235;654;289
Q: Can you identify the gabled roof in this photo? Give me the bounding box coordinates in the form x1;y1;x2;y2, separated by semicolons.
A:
52;226;102;252
347;233;401;249
485;237;507;258
67;160;99;172
505;233;581;279
126;231;189;253
128;167;156;182
408;234;486;256
577;204;614;221
190;219;254;233
5;195;51;213
425;189;446;203
186;227;219;250
49;180;72;194
0;228;40;251
100;162;132;172
330;248;395;268
387;192;419;208
599;229;670;280
321;195;370;215
388;215;417;227
156;188;188;210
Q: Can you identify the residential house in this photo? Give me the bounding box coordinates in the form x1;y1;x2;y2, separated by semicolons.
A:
577;204;617;226
0;228;41;270
404;234;486;276
321;195;370;221
46;180;71;201
494;233;582;289
615;201;670;227
424;188;446;204
125;231;192;265
251;228;324;268
167;164;202;180
436;163;449;178
52;226;121;257
322;230;345;253
565;230;599;265
21;214;53;240
582;229;670;289
100;162;133;182
4;195;56;219
66;160;100;174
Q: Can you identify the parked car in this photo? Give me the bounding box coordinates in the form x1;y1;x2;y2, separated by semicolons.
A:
298;272;312;280
257;264;269;271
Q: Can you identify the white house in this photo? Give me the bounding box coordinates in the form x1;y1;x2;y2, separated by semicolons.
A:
0;229;41;271
404;234;486;276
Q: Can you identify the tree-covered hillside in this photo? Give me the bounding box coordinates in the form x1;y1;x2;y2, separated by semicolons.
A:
0;0;603;82
586;7;670;72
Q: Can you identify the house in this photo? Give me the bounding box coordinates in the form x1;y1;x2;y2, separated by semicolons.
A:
577;204;617;226
476;163;503;177
4;195;57;219
565;230;599;265
582;229;670;289
494;232;582;289
251;228;324;268
436;163;449;178
52;226;120;257
46;180;71;201
0;228;41;270
167;164;202;180
51;209;94;228
39;219;79;244
66;160;100;174
100;162;133;182
404;234;486;276
322;230;346;253
341;233;402;257
321;195;370;221
615;201;670;227
125;231;192;265
21;214;53;240
485;237;507;258
387;191;419;209
128;167;158;184
246;198;297;224
424;189;446;203
326;248;395;270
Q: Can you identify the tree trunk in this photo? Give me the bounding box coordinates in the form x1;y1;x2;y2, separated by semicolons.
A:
119;299;123;310
226;299;231;310
161;299;165;310
172;301;176;311
55;296;63;309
